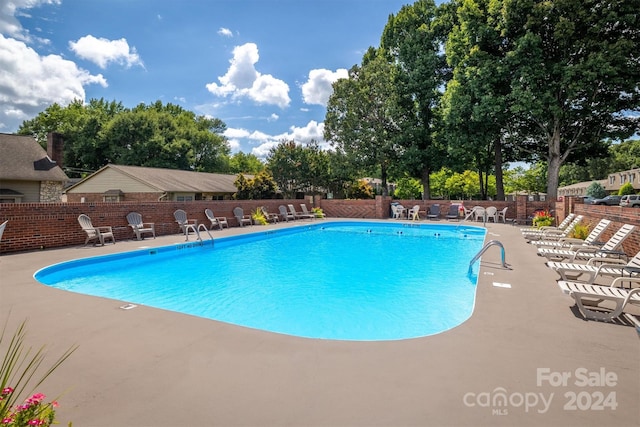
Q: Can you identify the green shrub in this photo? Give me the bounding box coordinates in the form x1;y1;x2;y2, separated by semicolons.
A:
570;222;590;240
618;182;635;196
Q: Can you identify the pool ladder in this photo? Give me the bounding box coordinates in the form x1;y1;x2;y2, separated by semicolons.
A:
184;223;214;242
469;240;511;270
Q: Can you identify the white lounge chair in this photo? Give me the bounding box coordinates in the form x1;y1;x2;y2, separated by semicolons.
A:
522;215;583;241
407;205;421;220
538;224;636;262
78;214;115;246
126;212;156;240
288;204;314;220
233;207;252;227
300;203;326;218
520;213;575;233
531;218;610;248
279;205;295;222
557;277;640;322
546;250;640;282
300;204;320;219
205;208;229;230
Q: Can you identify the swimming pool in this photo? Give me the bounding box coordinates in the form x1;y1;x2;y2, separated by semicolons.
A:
35;221;486;341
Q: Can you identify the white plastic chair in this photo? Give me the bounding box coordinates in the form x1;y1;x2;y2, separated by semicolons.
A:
126;212;155;240
78;214;115;246
497;207;508;223
205;208;229;230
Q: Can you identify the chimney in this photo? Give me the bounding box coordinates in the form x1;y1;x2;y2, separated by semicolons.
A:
47;132;64;169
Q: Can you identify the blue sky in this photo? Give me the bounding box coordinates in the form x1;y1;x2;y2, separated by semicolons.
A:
1;0;423;158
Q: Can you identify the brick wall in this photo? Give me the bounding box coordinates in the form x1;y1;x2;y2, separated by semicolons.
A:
0;200;310;253
572;203;640;257
1;197;638;255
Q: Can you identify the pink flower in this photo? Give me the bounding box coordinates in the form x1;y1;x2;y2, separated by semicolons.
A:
2;418;14;424
1;387;13;395
30;393;45;402
51;401;59;408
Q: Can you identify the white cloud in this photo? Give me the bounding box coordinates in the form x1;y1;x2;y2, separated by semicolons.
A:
0;0;60;42
224;119;329;157
0;34;106;131
218;27;233;37
69;35;144;69
268;113;279;122
206;42;290;108
301;68;348;106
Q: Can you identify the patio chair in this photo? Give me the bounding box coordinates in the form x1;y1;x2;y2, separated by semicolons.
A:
538;223;636;262
78;214;115;246
301;204;322;219
472;206;486;222
233;207;252;227
390;203;406;219
408;205;421;221
288;204;314;220
520;213;575;233
557;277;640;322
531;218;610;249
260;207;279;223
205;208;229;230
0;220;7;243
427;204;440;220
522;215;584;241
497;207;508;223
126;212;155;240
174;209;201;240
278;205;295;222
485;206;498;222
445;204;460;221
546;250;640;283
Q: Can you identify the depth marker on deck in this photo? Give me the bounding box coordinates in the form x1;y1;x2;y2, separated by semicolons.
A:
492;282;512;289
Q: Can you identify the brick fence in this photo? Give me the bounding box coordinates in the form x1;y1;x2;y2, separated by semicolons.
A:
0;196;638;255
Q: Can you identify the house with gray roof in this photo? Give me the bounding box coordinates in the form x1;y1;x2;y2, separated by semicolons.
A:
64;164;242;202
0;133;69;203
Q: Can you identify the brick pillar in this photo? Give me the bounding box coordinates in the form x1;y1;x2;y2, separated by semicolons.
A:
47;132;64;169
516;195;528;223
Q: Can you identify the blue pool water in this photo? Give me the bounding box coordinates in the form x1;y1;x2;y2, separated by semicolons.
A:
35;221;486;341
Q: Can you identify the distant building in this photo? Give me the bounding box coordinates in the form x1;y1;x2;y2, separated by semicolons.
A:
558;168;640;197
64;164;241;202
0;133;69;203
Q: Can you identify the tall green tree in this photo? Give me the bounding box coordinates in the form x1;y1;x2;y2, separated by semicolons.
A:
381;0;451;199
19;100;230;173
18;98;125;175
442;0;516;200
228;152;265;174
505;0;640;199
266;140;331;198
324;48;411;196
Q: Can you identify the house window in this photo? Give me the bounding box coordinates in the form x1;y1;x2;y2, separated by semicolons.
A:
176;195;193;202
103;189;124;202
0;189;24;203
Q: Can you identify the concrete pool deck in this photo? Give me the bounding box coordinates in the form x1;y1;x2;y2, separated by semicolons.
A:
1;219;638;426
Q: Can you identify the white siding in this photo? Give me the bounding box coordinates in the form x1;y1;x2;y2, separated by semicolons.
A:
1;180;41;202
